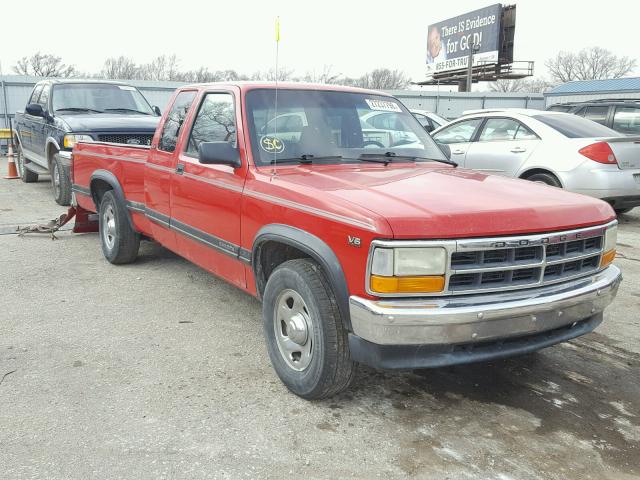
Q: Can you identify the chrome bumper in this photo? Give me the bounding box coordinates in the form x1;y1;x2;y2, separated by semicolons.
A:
349;265;622;346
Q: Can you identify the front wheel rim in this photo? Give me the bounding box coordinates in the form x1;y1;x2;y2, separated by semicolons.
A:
273;289;313;371
102;204;116;250
52;162;61;197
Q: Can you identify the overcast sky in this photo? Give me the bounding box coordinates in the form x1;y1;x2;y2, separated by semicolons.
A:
2;0;639;85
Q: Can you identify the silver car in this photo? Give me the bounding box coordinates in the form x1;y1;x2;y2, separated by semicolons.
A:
431;109;640;214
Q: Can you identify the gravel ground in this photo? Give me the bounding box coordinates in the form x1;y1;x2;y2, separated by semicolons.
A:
1;160;639;480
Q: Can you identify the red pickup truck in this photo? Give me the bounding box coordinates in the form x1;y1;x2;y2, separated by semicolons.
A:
71;82;622;399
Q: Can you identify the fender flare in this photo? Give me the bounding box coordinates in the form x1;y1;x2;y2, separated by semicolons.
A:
252;224;352;330
89;169;135;231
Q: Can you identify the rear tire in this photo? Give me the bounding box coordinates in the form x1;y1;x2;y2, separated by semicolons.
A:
15;142;38;183
99;190;140;264
51;153;71;205
262;258;355;399
525;172;562;188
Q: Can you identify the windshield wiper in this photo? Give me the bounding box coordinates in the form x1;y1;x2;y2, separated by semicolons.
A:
269;154;342;165
358;151;458;167
103;108;152;115
55;107;104;113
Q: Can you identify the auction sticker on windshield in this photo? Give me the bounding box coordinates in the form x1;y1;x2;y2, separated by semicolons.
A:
260;136;285;154
365;99;402;112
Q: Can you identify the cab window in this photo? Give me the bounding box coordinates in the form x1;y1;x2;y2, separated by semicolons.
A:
432;119;482;144
612;107;640;135
583;106;609;125
158;91;197;152
28;84;44;106
38;84;51;109
186;92;236;155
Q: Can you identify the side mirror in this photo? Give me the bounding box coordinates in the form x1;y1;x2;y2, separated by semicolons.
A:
26;103;44;117
438;143;451;160
153;106;162;116
198;141;241;168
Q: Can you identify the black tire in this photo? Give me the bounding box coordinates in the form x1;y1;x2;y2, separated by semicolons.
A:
262;258;355;399
51;153;72;205
525;172;562;188
615;207;633;215
99;190;140;264
15;142;38;183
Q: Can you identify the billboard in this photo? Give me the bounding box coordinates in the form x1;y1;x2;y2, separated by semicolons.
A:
426;4;503;75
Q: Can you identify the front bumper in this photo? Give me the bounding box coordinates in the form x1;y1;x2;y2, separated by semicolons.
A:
348;265;621;368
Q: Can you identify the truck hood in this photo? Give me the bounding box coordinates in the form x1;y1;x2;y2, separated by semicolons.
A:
272;164;615;238
61;114;160;133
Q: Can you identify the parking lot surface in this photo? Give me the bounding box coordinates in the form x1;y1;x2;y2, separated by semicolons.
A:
1;160;639;480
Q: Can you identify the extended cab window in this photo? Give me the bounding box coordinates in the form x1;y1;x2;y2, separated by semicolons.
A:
583;106;608;125
432;119;482;144
186;93;236;155
159;91;196;152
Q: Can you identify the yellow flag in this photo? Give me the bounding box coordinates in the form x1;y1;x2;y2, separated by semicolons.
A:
275;17;280;42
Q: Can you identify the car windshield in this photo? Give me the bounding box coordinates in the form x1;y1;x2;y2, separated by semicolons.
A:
533;113;620;138
51;83;154;115
245;89;448;166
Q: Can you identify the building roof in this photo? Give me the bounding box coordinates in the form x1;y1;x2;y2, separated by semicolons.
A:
547;77;640;96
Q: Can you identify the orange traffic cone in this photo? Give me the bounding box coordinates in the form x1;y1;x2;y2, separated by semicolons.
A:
4;142;20;179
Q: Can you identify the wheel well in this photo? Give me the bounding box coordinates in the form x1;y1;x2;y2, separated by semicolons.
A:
90;179;113;208
519;169;562;185
254;241;312;297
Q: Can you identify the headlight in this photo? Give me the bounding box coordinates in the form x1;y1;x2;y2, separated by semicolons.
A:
601;224;617;268
63;134;94;149
370;247;446;294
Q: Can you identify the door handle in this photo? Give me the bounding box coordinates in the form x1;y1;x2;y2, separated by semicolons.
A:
511;147;527;153
452;149;465;155
175;163;184;175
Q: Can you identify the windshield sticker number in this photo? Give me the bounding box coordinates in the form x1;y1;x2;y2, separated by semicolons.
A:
365;99;402;112
260;136;285;154
118;85;136;91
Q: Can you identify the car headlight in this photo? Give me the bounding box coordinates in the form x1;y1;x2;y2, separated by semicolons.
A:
370;247;446;294
601;224;617;268
63;134;94;149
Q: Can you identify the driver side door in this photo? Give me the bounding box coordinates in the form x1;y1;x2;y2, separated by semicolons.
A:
431;118;483;166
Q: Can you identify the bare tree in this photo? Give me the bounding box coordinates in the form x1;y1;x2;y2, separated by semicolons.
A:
489;78;555;93
355;68;409;90
302;65;343;84
546;47;637;83
101;56;139;80
139;55;181;81
250;67;294;82
13;52;76;77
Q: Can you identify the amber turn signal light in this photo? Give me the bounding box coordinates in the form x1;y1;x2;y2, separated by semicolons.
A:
600;249;616;269
370;275;445;294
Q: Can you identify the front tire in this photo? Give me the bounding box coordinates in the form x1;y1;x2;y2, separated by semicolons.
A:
15;142;38;183
51;153;71;205
99;190;140;264
525;172;562;188
262;259;355;399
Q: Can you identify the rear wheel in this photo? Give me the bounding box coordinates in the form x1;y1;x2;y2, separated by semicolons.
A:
525;172;562;188
262;258;355;399
51;153;71;205
99;190;140;264
15;142;38;183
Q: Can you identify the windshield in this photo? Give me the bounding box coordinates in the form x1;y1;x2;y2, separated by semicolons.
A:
533;113;620;138
51;83;154;115
245;89;447;166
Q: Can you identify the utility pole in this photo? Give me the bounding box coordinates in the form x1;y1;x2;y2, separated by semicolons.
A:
465;43;480;92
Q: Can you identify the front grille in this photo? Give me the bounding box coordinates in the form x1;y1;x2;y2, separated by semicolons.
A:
447;229;605;294
97;134;153;146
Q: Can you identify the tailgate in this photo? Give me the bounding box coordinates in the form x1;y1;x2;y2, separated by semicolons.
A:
605;136;640;169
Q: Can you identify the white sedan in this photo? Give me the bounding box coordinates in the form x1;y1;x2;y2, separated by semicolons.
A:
431;109;640;214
